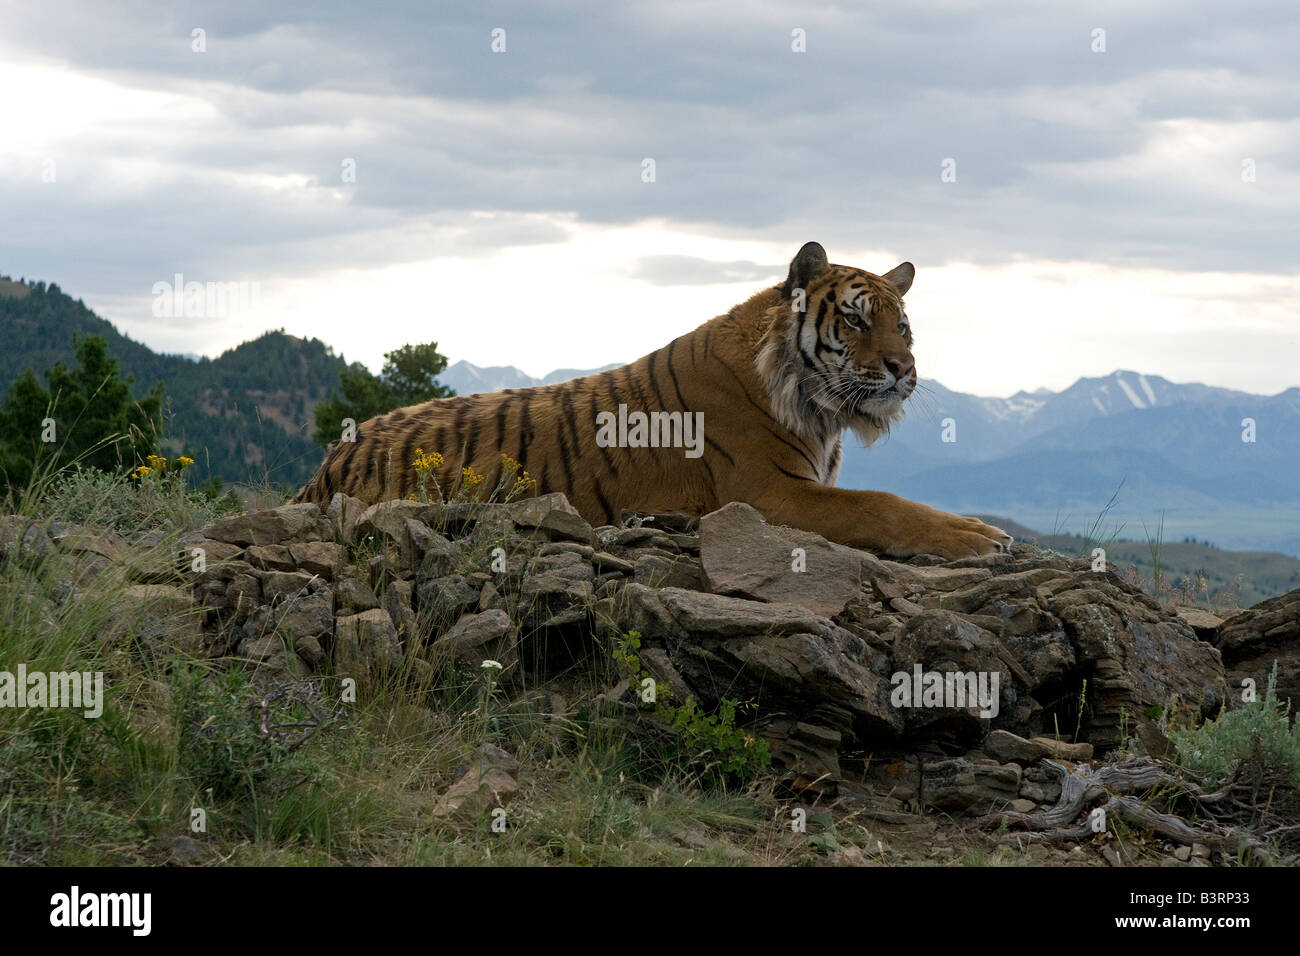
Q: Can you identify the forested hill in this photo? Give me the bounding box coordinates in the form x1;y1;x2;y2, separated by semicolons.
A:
1;277;347;488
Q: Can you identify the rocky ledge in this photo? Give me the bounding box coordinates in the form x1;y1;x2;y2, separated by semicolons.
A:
4;493;1297;838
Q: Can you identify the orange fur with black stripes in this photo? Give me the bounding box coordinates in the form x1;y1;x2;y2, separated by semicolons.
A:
294;242;1011;559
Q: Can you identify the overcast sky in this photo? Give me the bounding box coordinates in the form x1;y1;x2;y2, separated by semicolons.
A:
2;1;1297;396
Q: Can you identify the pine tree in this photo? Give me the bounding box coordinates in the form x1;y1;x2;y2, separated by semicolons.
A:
311;342;454;447
0;334;163;494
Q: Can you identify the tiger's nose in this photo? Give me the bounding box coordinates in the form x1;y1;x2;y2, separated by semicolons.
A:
884;356;914;381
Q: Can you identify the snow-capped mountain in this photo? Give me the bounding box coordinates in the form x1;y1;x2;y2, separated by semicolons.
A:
439;360;623;395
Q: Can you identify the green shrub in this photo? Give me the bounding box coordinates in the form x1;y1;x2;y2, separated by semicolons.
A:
173;666;344;807
1168;665;1300;792
35;462;240;533
611;631;771;788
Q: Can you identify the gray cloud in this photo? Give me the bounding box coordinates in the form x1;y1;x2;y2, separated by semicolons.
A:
629;255;781;286
1;0;1298;302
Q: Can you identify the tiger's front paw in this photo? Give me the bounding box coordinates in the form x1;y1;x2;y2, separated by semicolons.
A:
890;512;1014;561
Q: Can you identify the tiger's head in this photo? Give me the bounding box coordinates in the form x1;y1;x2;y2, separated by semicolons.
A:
756;241;917;446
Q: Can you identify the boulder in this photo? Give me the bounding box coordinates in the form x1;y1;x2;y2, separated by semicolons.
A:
49;524;127;562
891;609;1024;742
204;503;328;547
633;553;703;590
288;540;346;579
879;561;994;593
614;585;902;739
497;493;596;546
336;571;380;613
1217;587;1300;713
519;553;594;616
432;609;518;671
275;586;334;643
1177;606;1224;640
651;586;830;639
0;516;54;565
355;500;439;560
984;729;1093;764
108;583;200;650
332;609;403;681
260;570;317;604
184;538;245;570
246;544;296;572
431;755;520;821
760;718;843;793
326;493;370;543
700;502;895;616
417;574;481;624
921;756;1022;814
383;579;418;640
1051;583;1228;749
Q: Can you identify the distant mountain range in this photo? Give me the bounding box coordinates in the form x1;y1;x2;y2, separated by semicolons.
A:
438;360;623;396
4;276;1297;559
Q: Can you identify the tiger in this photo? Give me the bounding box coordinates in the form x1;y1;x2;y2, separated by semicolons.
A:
294;242;1012;559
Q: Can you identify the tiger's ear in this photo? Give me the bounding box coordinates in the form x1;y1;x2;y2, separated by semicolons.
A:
781;241;830;298
883;262;915;296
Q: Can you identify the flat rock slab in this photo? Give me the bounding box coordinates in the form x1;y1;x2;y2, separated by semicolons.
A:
700;502;880;616
984;729;1093;764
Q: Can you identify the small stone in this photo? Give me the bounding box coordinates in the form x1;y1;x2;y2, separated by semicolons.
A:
430;765;519;821
288;541;346;579
432;610;517;672
591;552;635;575
295;635;326;667
260;570;317;603
336;572;380;612
1174;845;1192;861
239;634;285;662
171;835;206;865
246;544;296;572
327;493;370;543
0;516;54;565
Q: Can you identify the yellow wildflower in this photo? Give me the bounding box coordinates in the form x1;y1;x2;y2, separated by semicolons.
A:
413;448;444;472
